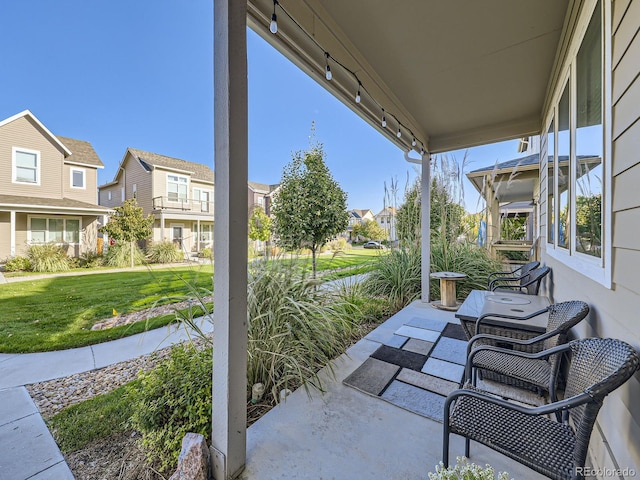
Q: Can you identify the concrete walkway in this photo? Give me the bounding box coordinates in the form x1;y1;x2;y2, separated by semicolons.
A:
0;319;213;479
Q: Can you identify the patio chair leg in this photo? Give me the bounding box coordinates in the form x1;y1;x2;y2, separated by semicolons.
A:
465;437;470;458
443;421;450;467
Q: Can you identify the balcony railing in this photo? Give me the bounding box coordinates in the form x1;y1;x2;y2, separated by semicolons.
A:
152;196;214;213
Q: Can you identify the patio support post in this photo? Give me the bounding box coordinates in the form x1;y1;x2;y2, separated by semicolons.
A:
212;0;248;478
485;180;500;253
421;153;431;302
10;210;15;257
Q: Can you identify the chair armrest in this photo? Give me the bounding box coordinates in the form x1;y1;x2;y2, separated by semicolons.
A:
488;277;521;290
445;386;593;418
466;329;559;358
475;307;549;334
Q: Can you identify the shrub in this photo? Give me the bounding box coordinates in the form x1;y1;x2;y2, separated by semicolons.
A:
104;241;146;267
430;239;501;300
129;344;212;473
78;251;104;268
326;238;351;252
146;241;183;264
246;260;360;399
199;247;213;259
27;243;70;272
364;244;422;311
429;457;511;480
4;256;32;272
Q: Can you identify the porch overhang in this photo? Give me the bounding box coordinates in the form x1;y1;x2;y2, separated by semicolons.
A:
247;0;571;154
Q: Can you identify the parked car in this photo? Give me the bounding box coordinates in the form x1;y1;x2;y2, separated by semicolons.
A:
363;241;385;249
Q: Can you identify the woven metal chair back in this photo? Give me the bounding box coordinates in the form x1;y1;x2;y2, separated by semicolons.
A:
543;301;590;372
518;261;540;284
522;266;550;294
563;338;639;467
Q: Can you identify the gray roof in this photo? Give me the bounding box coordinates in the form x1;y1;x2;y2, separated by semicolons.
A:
57;136;104;167
469;153;540;174
0;194;110;212
248;181;279;193
128;148;214;183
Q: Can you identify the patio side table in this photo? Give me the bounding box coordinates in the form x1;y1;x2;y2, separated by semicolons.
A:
431;271;466;311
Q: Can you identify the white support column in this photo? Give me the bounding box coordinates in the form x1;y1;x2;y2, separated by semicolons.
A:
421;153;431;302
10;211;16;257
212;1;248;479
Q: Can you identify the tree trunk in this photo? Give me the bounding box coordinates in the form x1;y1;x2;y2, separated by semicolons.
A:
129;240;135;268
311;246;317;279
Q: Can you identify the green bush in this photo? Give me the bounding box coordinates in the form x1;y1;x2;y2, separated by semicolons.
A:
104;241;146;267
129;344;212;473
27;243;70;272
430;239;501;300
364;244;422;311
78;250;104;268
146;241;183;264
4;256;32;272
199;247;213;259
247;260;360;399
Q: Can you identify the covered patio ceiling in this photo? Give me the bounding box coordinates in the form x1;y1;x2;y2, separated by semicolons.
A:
248;0;571;154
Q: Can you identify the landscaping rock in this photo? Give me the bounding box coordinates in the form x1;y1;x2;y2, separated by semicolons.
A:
169;433;210;480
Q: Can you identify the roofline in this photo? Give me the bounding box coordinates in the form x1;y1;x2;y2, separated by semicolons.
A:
0;110;73;156
64;160;104;169
0;203;112;214
466;162;539;179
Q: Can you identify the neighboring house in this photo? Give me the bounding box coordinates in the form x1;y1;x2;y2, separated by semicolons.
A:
0;110;110;261
98;148;214;255
248;181;279;215
375;206;397;241
344;208;375;241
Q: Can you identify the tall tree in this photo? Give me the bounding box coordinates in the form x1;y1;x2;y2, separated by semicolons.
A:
353;219;387;242
100;199;154;268
272;142;349;277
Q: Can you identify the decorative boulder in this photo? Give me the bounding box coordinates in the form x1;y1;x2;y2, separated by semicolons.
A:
169;433;210;480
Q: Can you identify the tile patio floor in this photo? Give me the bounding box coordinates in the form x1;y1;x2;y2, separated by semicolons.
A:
240;300;546;479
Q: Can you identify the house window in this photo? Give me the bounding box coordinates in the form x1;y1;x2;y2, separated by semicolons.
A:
193;188;213;212
167;174;188;201
121;187;125;202
194;223;213;242
133;184;137;199
71;168;85;189
543;0;608;285
108;191;112;201
29;217;81;244
13;147;40;184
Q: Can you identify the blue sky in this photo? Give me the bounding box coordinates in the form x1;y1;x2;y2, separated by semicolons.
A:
0;0;526;214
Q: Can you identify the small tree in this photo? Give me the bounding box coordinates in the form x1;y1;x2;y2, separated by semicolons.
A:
353;219;387;242
100;199;154;268
272;142;349;277
248;206;272;258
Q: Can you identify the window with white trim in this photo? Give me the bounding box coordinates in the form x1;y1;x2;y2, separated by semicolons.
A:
29;217;81;244
70;167;86;189
193;187;213;212
194;222;213;242
543;0;608;285
12;147;40;184
167;174;188;201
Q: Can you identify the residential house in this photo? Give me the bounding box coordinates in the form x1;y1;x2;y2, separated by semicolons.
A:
210;1;640;477
0;110;110;261
374;206;397;242
98;148;214;255
248;181;279;215
344;208;375;241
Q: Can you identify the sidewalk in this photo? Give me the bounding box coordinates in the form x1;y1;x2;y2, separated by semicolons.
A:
0;318;213;479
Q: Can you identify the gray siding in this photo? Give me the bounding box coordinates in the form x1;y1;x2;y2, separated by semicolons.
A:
62;163;99;204
540;0;640;473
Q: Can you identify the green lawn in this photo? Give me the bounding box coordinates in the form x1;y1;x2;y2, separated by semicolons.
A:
0;265;213;353
280;248;384;275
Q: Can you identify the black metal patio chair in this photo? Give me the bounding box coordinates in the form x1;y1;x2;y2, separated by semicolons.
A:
489;265;550;295
443;338;640;480
466;300;590;402
487;260;539;289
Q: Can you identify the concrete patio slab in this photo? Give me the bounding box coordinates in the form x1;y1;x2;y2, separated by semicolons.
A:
241;308;545;479
395;324;441;342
